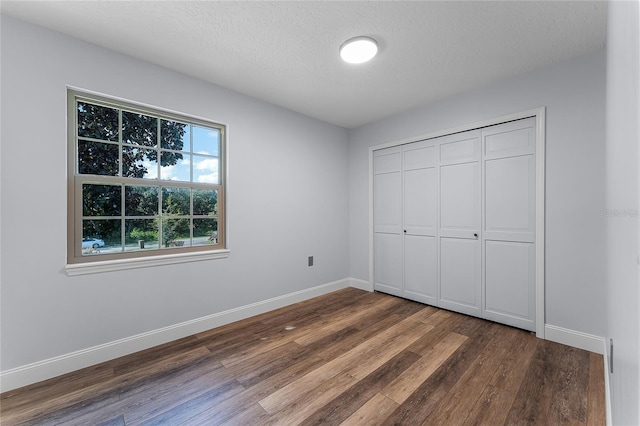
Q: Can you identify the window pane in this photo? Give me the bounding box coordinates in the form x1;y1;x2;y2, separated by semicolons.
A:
193;189;218;216
122;111;157;147
77;102;118;141
125;185;158;216
83;184;121;216
193;155;219;184
160;119;189;151
78;141;119;176
125;219;159;251
82;219;121;255
193;218;218;246
162;218;191;248
123;146;158;179
162;187;190;215
160;152;190;181
193;126;219;156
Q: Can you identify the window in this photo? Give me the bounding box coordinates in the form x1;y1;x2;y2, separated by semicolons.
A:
67;90;226;268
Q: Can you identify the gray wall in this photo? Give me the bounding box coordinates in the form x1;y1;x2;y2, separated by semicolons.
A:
0;16;350;371
605;1;640;424
348;49;607;338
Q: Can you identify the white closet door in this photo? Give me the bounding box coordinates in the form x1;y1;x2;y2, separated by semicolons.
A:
482;118;536;331
438;130;482;317
372;117;538;333
373;147;403;296
403;142;438;305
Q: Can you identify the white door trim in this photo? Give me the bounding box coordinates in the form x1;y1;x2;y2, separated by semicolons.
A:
368;107;546;338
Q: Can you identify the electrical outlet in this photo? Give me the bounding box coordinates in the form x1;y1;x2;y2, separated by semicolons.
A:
308;256;314;267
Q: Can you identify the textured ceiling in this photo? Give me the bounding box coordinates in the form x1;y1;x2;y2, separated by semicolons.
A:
1;1;606;128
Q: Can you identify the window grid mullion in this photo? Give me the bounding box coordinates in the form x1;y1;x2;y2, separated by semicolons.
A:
121;183;126;253
80;216;122;220
158;185;164;248
189;127;194;242
118;109;123;178
190;124;194;184
156;117;163;247
77;136;120;145
189;188;194;244
157;117;162;184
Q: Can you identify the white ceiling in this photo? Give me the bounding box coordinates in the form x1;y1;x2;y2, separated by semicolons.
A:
1;1;606;128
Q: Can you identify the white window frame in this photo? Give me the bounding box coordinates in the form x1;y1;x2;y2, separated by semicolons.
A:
65;89;229;276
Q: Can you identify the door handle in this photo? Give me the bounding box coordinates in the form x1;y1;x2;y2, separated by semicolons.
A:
474;233;478;239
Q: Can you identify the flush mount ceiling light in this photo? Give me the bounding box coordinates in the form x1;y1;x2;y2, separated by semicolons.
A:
340;36;378;64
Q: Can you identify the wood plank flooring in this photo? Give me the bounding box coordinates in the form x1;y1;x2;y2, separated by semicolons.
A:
0;288;606;425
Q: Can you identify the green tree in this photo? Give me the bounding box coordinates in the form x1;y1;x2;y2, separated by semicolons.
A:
161;188;190;245
193;189;218;216
125;186;159;216
78;102;186;177
162;219;190;247
79;102;187;245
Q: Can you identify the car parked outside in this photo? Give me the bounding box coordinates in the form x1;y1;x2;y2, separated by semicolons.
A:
82;237;105;249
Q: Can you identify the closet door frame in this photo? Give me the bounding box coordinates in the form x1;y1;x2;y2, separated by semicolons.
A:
368;107;546;338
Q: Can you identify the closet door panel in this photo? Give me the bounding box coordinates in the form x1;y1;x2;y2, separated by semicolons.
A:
440;135;480;164
401;141;438;305
374;233;403;296
404;167;437;235
404;143;436;170
484;117;535;159
482;119;536;331
373;147;403;296
373;148;402;174
373;147;402;234
439;237;481;316
438;131;481;316
484;240;535;330
373;172;402;234
440;162;480;233
404;235;437;305
485;155;535;240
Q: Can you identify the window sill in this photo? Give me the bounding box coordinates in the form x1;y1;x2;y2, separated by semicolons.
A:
65;249;230;276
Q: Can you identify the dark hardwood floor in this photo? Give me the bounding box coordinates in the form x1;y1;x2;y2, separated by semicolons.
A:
0;288;606;425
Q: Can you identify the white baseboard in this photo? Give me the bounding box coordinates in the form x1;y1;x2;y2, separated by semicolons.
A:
0;278;354;393
544;324;605;354
349;277;373;291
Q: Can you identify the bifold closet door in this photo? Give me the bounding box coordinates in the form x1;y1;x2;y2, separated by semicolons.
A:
482;118;536;331
402;141;438;305
438;130;482;318
373;117;537;332
373;146;403;297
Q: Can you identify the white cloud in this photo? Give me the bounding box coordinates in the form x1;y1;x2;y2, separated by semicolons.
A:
195;157;218;171
197;173;219;183
195;157;219;183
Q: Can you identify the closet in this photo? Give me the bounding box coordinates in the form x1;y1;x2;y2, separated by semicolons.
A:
373;117;536;331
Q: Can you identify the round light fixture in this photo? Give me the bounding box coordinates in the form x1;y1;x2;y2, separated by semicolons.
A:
340;36;378;64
